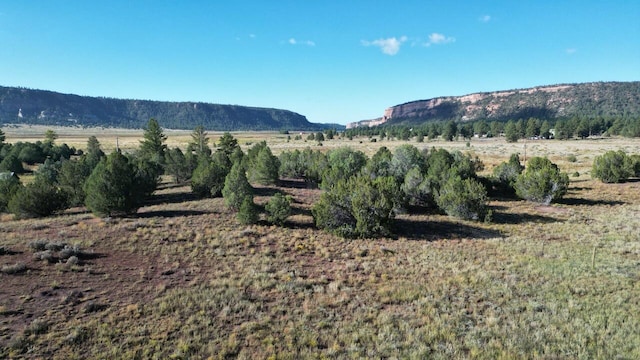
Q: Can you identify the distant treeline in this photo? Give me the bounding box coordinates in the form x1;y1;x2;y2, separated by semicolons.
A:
344;115;640;141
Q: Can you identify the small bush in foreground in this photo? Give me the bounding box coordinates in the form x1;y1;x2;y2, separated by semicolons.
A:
592;150;634;183
8;179;68;219
191;159;228;198
631;154;640;177
436;173;489;221
313;175;400;238
236;196;259;225
265;193;292;226
515;157;569;205
1;262;27;274
0;174;21;212
492;154;524;189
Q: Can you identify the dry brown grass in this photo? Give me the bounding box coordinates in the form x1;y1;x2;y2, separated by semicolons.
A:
1;128;640;358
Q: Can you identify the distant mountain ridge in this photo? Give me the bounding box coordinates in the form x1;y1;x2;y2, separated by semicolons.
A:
347;81;640;128
0;86;328;131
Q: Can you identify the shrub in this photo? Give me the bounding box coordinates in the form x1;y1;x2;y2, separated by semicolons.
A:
33;250;55;263
321;147;367;189
59;245;82;260
236;196;259;225
265;193;292;226
313;175;401;238
191;158;228;198
8;179;68;219
631;154;640;177
131;156;161;197
0;173;21;212
222;163;253;210
515;157;569;205
0;154;24;173
57;158;92;207
435;173;489;221
401;166;435;207
246;143;279;185
35;159;61;184
389;144;424;181
363;146;393;179
17;143;46;164
591;150;634;183
1;262;27;275
277;148;327;186
165;147;191;184
29;239;48;251
492;153;524;196
84;151;145;217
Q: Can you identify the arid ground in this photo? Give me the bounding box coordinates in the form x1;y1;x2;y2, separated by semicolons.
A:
1;126;639;358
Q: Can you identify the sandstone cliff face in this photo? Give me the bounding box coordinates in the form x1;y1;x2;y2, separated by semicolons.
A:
347;82;639;128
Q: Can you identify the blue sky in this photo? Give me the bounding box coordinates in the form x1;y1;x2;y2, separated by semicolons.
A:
1;1;638;125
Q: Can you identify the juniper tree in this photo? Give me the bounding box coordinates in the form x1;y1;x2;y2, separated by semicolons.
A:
84;151;146;217
222;162;253;210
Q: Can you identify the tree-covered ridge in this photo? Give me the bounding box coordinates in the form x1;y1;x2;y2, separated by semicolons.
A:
0;86;327;131
352;81;640;127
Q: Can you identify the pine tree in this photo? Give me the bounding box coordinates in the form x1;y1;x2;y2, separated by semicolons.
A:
165;147;190;184
190;125;211;157
250;146;280;185
504;121;519;142
139;118;167;165
85;136;105;170
217;132;239;156
57;158;92;207
0;174;20;212
222;163;253;210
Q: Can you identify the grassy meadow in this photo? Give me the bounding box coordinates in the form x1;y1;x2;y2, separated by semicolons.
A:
1;125;639;358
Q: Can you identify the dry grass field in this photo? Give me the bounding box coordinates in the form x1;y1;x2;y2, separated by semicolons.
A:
1;125;639;358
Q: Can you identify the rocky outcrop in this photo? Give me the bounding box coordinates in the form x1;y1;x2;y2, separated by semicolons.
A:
348;82;640;128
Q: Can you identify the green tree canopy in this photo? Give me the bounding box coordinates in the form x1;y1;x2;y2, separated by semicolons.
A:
8;178;68;219
592;150;634;183
222;162;253;210
217;132;239;156
313;175;401;238
84;151;146;217
139;118;167;165
515;157;569;204
190;125;211;157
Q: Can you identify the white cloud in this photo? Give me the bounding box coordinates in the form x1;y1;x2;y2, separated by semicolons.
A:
479;15;491;23
565;48;577;54
288;38;315;46
424;33;455;47
362;36;407;55
249;34;256;39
